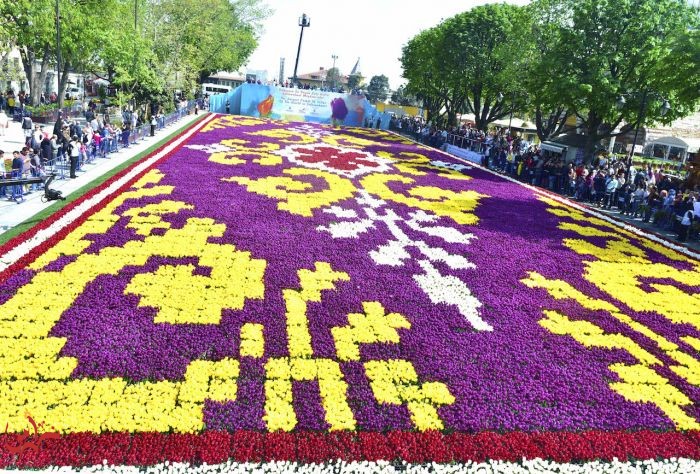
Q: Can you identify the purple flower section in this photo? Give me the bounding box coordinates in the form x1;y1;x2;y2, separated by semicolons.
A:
5;117;696;433
44;254;78;272
205;359;266;431
293;381;330;431
0;269;34;306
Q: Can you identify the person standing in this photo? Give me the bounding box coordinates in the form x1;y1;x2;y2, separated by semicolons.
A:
40;133;52;165
53;113;64;138
678;208;693;242
7;92;15;115
21;113;33;145
0;108;8;136
68;135;80;178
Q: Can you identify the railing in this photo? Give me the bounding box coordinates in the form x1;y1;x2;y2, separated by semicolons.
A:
14;98;203;125
393;127;489;155
444;133;488;154
2;105;195;204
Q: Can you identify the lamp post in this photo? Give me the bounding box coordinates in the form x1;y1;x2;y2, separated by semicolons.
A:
618;90;671;182
496;91;518;135
508;90;516;135
331;54;338;91
55;0;62;109
292;14;311;87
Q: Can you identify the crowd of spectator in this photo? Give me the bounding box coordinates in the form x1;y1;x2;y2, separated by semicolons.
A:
0;99;172;201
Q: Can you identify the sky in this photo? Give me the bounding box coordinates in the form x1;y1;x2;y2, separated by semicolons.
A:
244;0;530;90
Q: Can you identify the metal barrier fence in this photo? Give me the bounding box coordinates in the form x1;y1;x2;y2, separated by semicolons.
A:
3;105;194;203
14;98;202;125
394;128;489;155
445;133;487;154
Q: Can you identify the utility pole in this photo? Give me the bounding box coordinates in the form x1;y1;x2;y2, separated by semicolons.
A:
56;0;63;109
331;54;338;91
508;90;515;135
292;14;310;87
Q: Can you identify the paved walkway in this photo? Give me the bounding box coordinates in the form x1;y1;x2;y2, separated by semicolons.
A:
0;113;202;236
578;202;700;252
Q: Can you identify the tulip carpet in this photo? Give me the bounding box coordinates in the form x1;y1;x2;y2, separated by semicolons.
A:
0;114;698;472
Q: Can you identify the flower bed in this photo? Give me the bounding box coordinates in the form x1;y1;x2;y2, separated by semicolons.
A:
0;114;698;472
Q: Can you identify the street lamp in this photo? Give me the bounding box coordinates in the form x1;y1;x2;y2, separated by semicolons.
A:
56;0;62;109
617;90;671;181
292;13;311;87
495;91;517;135
331;54;338;91
508;91;516;135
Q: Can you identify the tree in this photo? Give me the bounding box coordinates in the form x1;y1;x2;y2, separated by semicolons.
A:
1;0;57;106
0;0;266;108
400;28;450;124
147;0;262;98
347;73;363;90
391;85;419;106
531;0;700;160
366;75;390;103
522;0;571;141
401;4;529;129
325;67;342;90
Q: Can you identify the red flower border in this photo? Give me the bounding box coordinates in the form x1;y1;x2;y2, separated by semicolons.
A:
0;430;698;468
0;113;212;284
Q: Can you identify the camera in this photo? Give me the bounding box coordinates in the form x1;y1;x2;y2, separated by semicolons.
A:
40;174;66;202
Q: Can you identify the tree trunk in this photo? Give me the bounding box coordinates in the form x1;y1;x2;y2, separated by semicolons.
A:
20;47;38;105
36;45;51;105
582;135;602;165
580;113;604;164
58;61;70;109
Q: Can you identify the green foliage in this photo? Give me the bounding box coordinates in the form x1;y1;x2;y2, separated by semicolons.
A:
325;67;342;89
0;0;268;108
0;54;24;85
400;0;699;150
366;75;390;103
401;3;529;129
347;74;363;90
390;85;419;106
529;0;700;159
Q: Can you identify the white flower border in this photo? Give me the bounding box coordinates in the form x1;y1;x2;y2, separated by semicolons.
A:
0;114;218;275
8;457;700;474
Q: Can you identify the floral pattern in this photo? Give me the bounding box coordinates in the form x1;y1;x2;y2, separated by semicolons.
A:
0;114;698;469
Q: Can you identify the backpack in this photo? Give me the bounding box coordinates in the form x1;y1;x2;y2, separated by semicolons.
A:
22;116;32;129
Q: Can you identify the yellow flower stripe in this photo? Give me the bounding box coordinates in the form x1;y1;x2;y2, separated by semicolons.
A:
360;173;485;226
375;151;471;181
246;128;317;145
240;323;265;358
0;172;254;433
522;197;700;430
225;168;356;217
332;301;410;361
264;357;355;432
364;359;455;431
209;139;283;166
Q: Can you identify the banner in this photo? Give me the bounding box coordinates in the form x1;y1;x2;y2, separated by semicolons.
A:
238;84;389;128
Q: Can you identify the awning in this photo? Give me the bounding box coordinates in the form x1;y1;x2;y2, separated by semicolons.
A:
540;141;567;154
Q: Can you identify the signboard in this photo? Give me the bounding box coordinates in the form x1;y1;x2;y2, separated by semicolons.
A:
240;84;385;127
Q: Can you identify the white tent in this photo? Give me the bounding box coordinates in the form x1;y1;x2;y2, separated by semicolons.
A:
644;136;700;163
